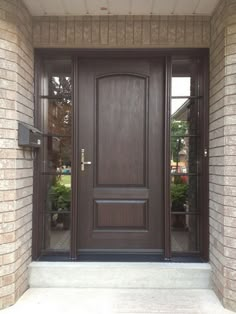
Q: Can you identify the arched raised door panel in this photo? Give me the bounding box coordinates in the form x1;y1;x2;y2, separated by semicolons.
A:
95;73;149;187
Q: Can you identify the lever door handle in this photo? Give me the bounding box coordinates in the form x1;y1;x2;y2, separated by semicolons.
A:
81;149;92;171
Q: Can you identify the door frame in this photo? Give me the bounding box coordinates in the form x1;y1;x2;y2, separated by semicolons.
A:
33;48;209;261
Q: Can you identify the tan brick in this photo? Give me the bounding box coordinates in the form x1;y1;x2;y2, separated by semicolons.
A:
2;251;16;265
2;274;15;286
0;232;15;244
0;221;15;233
2;294;15;308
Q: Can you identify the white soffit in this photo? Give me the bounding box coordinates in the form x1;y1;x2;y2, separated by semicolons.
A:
23;0;220;16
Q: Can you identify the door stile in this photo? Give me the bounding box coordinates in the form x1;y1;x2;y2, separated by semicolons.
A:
200;55;209;261
164;56;172;260
32;54;43;260
70;56;79;259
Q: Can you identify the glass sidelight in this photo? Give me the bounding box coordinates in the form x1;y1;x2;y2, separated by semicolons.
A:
39;59;72;252
170;58;204;254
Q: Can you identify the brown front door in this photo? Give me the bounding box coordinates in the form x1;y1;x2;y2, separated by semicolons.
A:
78;58;164;253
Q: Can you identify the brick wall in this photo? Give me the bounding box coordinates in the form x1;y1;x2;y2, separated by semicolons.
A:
209;0;227;304
33;15;210;48
210;0;236;311
0;0;33;309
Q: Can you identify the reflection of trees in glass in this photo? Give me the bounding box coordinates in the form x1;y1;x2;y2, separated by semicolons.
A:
171;120;188;162
60;137;72;167
50;76;72;98
48;137;72;170
47;76;72;172
48;76;72;136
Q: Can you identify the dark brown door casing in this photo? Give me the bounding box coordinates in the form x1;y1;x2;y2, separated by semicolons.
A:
78;58;165;252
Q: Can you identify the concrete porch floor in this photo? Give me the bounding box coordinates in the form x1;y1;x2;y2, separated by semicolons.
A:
1;288;234;314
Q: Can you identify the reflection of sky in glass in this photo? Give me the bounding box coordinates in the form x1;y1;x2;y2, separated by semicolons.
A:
172;98;188;115
171;77;190;114
54;77;60;84
53;77;60;95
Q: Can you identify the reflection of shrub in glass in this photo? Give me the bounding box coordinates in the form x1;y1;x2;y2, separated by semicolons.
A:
171;179;188;212
49;179;71;230
171;179;188;229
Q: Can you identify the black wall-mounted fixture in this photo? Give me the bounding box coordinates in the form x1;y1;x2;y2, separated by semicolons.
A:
18;122;42;148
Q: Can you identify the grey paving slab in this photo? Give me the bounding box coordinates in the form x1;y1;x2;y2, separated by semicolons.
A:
1;288;235;314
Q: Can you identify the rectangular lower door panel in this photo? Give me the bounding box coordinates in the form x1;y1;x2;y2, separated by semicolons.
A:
94;200;148;230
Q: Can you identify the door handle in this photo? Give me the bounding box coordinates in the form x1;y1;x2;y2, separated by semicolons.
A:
81;148;92;171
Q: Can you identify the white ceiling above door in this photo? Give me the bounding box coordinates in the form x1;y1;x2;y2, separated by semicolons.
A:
23;0;220;16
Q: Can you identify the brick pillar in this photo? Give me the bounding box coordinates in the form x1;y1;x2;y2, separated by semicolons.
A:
0;0;33;309
210;0;236;311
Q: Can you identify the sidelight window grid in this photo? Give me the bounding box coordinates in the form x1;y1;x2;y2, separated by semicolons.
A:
170;57;203;254
39;58;72;254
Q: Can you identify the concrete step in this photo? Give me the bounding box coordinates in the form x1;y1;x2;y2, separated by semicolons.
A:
29;262;212;289
2;288;234;314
